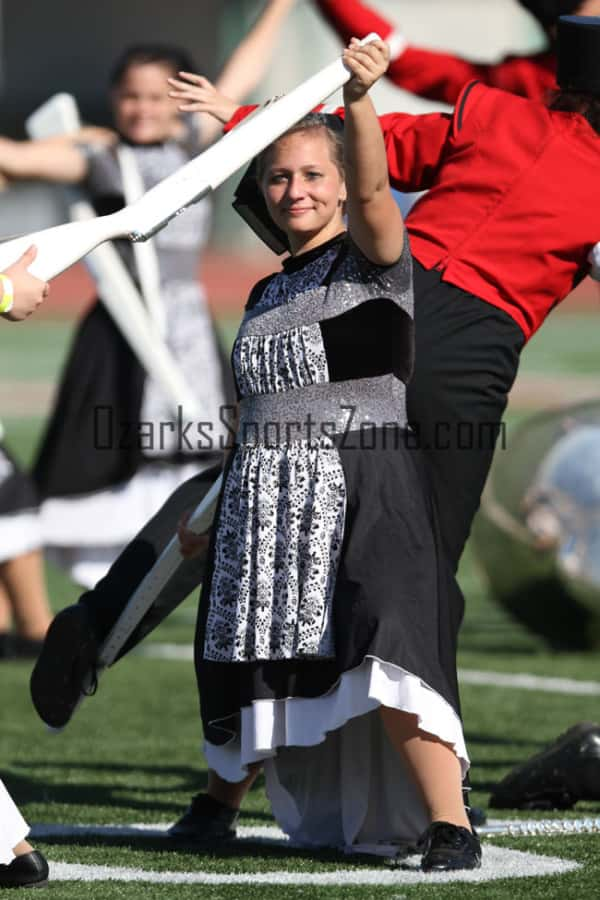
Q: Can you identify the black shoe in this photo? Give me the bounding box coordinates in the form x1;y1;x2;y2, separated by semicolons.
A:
489;722;600;810
0;850;49;888
168;793;239;842
30;604;99;729
420;822;481;872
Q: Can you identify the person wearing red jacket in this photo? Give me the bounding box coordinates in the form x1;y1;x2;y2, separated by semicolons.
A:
220;14;599;579
314;0;600;104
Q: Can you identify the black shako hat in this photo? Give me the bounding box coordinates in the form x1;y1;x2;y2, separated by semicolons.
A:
558;16;600;94
233;159;290;254
519;1;580;27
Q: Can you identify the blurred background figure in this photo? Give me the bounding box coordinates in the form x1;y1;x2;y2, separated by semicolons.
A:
0;0;295;589
0;247;51;886
0;247;52;658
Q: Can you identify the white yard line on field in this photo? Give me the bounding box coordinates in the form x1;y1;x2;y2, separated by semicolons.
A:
137;642;194;661
33;823;285;845
137;643;600;696
459;669;600;696
43;842;577;885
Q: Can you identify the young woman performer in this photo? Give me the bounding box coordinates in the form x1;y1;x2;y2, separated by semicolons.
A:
174;37;479;870
30;13;600;856
0;248;53;658
158;13;599;839
0;0;295;588
314;0;600;104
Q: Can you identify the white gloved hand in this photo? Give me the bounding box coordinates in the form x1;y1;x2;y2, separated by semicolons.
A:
589;242;600;281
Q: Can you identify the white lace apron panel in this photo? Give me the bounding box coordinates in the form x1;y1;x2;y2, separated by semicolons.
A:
234;323;328;397
204;441;346;662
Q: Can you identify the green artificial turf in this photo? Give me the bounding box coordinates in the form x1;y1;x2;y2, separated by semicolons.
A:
519;313;600;376
1;313;599;897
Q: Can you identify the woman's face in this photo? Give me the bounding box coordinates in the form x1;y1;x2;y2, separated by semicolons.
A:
112;62;180;144
261;130;347;253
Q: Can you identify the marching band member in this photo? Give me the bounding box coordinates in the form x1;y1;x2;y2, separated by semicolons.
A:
0;0;295;589
174;36;479;869
160;13;600;836
30;14;600;854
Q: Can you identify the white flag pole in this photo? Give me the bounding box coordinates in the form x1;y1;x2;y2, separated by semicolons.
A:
25;94;202;420
0;34;380;279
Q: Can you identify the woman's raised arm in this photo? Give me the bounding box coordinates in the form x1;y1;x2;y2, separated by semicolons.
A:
342;38;405;266
0;127;115;184
168;0;296;145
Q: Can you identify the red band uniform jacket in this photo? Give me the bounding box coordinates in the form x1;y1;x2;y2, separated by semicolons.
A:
228;80;599;341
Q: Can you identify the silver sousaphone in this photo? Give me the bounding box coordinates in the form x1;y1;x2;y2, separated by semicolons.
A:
472;399;600;649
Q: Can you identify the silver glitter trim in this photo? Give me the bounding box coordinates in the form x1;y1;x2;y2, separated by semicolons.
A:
241;235;413;338
237;376;407;444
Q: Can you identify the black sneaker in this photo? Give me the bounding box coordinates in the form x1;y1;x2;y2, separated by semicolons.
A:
420;822;481;872
490;722;600;810
30;604;99;729
168;793;239;842
0;850;49;888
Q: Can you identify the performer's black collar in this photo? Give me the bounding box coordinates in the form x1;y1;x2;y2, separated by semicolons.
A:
282;232;346;275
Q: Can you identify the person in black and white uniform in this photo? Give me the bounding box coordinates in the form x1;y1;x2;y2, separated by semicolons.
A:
176;38;480;871
0;1;296;589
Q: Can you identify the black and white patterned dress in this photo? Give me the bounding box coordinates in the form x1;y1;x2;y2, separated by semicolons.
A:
33;124;233;588
195;232;468;854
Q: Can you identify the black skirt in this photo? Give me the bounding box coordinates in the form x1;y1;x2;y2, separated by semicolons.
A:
33;300;235;501
195;427;461;746
33;302;145;500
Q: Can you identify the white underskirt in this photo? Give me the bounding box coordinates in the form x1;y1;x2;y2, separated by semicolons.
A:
40;460;208;588
0;511;41;564
205;655;469;855
0;779;29;864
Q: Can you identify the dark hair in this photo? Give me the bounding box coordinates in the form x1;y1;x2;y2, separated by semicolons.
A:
256;113;344;181
550;90;600;134
109;44;197;87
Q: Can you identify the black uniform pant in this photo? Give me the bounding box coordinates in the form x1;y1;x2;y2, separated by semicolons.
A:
408;261;525;573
